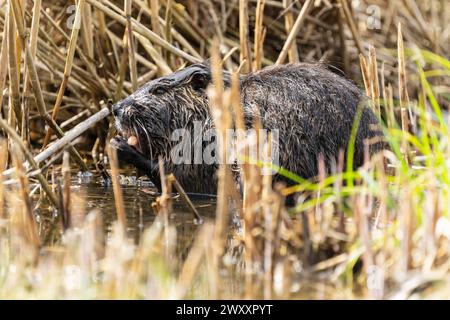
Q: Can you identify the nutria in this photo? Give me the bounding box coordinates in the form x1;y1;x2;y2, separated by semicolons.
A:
110;63;383;194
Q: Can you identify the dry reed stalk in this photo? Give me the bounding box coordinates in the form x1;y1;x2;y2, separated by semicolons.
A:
397;23;410;165
176;222;214;299
335;150;345;233
399;186;413;273
262;138;274;299
239;0;251;73
81;2;94;59
380;61;388;123
95;8;117;74
208;39;232;298
68;192;88;230
155;15;202;59
86;0;201;64
271;187;286;296
337;4;349;75
315;156;326;243
230;72;246;131
276;0;313;65
359;53;371;98
222;46;239;65
0;0;9;112
9;0;88;171
38;7;112;99
171;6;206;43
202;1;223;49
423;171;438;261
168;174;203;224
229;71;246;220
7;3;22;123
386;83;395;128
10;144;40;250
124;236;151;299
404;0;438;53
134;32;172;75
0;117;58;207
283;0;299;63
253;0;266;70
21;0;42;145
149;0;162;47
230;72;258;295
338;0;364;55
136;68;158;85
0;139;6;219
382;0;397;35
154;156;170;217
353;191;374;288
125;0;138;91
369;46;380;118
42;0;85;148
106;146;127;234
43;14;128;93
374;165;387;299
155;156;174;265
242;121;265;298
374;155;388;228
115;31;131;101
62;151;71;230
163;0;173;65
7;192;38;267
60;109;90;129
397;23;414;273
36;108;110;169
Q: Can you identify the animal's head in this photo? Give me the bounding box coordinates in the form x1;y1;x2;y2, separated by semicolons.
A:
112;63;215;157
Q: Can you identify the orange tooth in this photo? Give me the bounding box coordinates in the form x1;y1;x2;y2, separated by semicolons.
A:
127;136;138;146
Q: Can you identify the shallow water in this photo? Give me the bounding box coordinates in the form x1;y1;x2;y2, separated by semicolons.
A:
34;169;218;247
30;170;252;298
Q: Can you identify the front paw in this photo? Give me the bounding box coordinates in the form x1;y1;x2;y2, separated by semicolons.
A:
110;136;129;151
110;136;143;163
109;136;158;185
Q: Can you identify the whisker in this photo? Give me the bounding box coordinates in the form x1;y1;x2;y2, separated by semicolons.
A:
137;119;153;160
132;123;142;151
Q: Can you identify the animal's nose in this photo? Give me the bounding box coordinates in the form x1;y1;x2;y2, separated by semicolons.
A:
112;97;135;117
112;103;122;117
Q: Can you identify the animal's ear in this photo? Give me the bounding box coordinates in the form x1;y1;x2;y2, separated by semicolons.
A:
190;69;211;91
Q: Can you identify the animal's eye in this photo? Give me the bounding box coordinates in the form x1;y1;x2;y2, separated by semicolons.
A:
152;87;166;95
191;73;209;91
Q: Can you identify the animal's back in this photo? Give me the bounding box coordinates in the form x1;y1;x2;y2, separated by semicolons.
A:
240;63;383;182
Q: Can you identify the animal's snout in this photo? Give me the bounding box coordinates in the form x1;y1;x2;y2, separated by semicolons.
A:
112;103;122;117
112;97;135;118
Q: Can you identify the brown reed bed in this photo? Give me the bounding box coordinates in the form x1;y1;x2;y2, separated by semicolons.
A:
0;0;449;299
